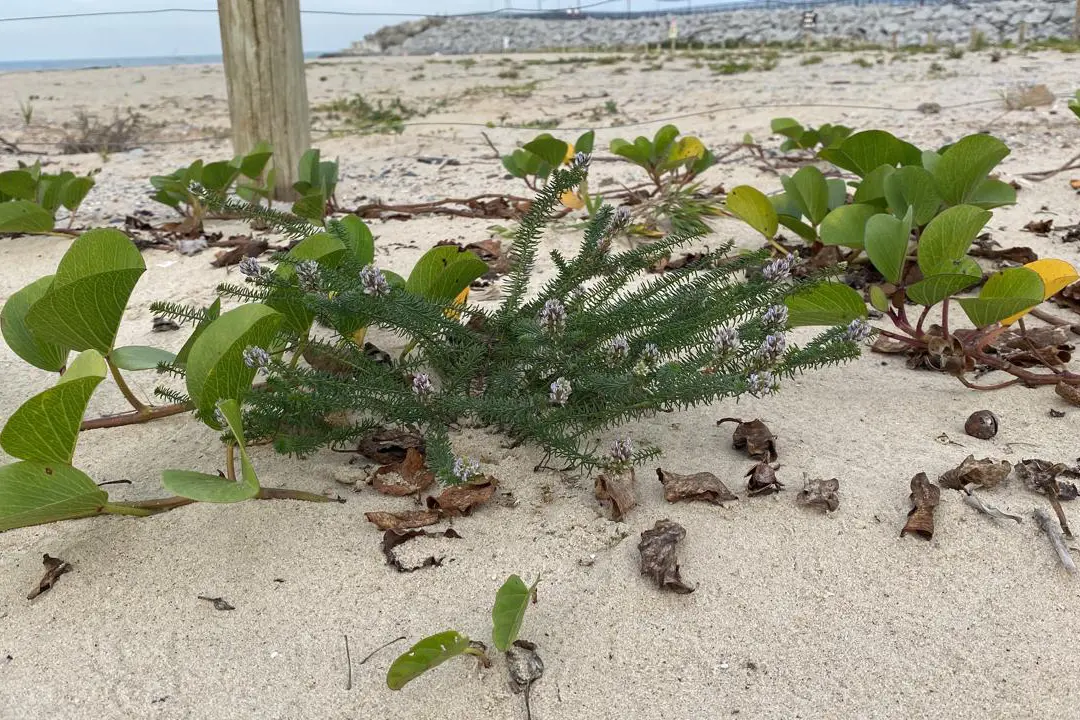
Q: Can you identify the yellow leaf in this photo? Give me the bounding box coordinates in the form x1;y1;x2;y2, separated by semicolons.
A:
1001;258;1079;324
444;286;469;320
563;143;575;165
670;136;706;163
560;190;585;209
351;327;368;346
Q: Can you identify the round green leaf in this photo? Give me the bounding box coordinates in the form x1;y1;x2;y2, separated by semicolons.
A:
492;574;539;652
0;200;55;233
869;285;891;313
25;228;145;353
0;461;109;532
162;399;260;502
386;631;472;690
109;345;177;371
59;176;95;213
1;350;107;465
0;170;37;200
406;245;488;302
966;178;1016;210
884;166;942;226
916;205;991;278
777;215;817;243
726;185;778;239
852;164;895;207
864;208;913;284
781;166;830;225
523;135;568;168
819;130;903;177
819;203;879;249
268;233;347;334
785;283;868;327
932;134;1010;206
185;304;282;426
1;275;69;372
957;267;1044;328
906;272;982;307
333;216;375;265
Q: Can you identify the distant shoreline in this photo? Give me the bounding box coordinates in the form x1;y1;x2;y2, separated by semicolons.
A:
0;52;330;74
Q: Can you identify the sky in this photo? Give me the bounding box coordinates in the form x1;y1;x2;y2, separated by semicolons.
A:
0;0;680;62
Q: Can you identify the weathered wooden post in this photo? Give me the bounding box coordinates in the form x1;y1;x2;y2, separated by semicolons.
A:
218;0;310;200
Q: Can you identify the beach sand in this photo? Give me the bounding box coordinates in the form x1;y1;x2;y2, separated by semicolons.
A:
1;49;1079;719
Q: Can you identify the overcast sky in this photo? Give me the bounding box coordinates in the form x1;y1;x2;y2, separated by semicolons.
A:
0;0;677;61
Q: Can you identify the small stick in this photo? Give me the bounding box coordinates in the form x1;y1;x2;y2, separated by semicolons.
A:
480;131;501;159
1034;508;1078;575
344;634;352;691
358;635;406;665
961;485;1022;523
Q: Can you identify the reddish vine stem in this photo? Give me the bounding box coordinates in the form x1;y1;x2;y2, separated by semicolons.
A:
80;402;191;431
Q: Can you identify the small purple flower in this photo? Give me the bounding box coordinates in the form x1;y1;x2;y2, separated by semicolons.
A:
571;151;592;171
633;342;661;376
412;372;433;396
549;377;572;405
539;298;567;334
762;304;789;329
761;254;795;281
747;370;781;395
712;327;739;356
451;456;481;483
756;334;787;365
359;264;391;297
212;406;227;428
605;335;630;365
844;318;873;343
610;437;634;464
242;345;270;369
238;257;263;278
295;260;321;293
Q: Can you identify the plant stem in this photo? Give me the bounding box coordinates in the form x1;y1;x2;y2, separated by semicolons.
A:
289;331;310;370
256;487;335;503
226;443;236;482
955;374;1021;391
80;401;191;431
106;497;196;515
106;358;149;414
940;299;951;337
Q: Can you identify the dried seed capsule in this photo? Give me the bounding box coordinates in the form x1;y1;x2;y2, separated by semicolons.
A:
964;410;998;440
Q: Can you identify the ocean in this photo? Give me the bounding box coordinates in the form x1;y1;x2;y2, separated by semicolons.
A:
0;52;329;74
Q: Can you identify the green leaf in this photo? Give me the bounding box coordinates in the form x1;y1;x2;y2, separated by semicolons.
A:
59;176;95;213
906;272;982;306
161;399;260;502
769;192;802;219
386;631;472;690
777;214;817;242
297;149;320;186
819;130;903;177
0;350;106;464
932;134;1010;206
1;275;69;372
25;229;145;353
523;135;568;168
785;283;868;327
770;117;804;139
781;166;830;225
852;164;895;207
292;192;326;224
863;208;912;284
173;298;220;368
916;205;991;277
0;200;55;233
501;154;525;178
492;574;538;651
957;267;1044;328
239;144;273;179
405;245;488;302
610;138;650;168
0;170;37;200
819;203;879;249
36;176;64;214
268;232;348;334
726;185;778;239
826;178;848;210
884;166;941;226
966;178;1017;209
869;285;891;313
109;345;176;371
335;216;375;265
574;130;595;154
0;461;109;532
200;161;241;193
185;304;282;426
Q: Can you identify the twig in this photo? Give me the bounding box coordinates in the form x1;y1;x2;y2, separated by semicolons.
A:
344;634;353;691
961;485;1022;523
80;402;191;430
358;635;407;665
1020;151;1080;181
1033;508;1077;574
480;132;501;159
0;134;47;155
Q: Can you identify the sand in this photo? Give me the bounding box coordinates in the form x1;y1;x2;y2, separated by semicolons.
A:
1;48;1079;719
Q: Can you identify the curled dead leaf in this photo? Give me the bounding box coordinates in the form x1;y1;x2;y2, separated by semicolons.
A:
506;639;544;695
27;554;72;600
370;447;435;497
211;236;268;267
637;519;695;594
745;461;783;496
380;527;462;573
1015;459;1079;501
656;468;737;505
1022;219;1053;235
796;477;840;512
464;238;508;275
595;469;636;521
871;335;910;355
356;427;426;465
364;510;442;531
938;455;1011;490
1056;381;1080;407
717;417;777;461
426;478;497;516
901;473;941;540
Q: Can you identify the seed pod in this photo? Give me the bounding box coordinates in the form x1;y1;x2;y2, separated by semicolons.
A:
964;410;998;440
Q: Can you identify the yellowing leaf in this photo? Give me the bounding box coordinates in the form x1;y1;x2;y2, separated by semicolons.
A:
671;136;706;163
445;286;469;321
563;143;575;165
560;190;585;209
1001;258;1079;324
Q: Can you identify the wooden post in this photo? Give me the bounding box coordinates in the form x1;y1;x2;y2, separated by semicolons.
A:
218;0;310;201
1075;0;1079;41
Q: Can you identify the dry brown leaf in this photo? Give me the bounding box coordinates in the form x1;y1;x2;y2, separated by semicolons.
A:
1015;459;1079;501
637;519;696;594
595;469;636;521
796;477;840;512
506;640;544;695
356;427;426;464
302;344;355;376
717;417;777;461
901;473;941;540
464;238;509;275
27;554;72;600
1071;179;1080;190
871;335;910;354
1056;381;1080;407
655;468;738;505
938;455;1011;490
364;510;442;531
381;527;462;573
745;461;783;496
970;243;1038;264
370;447;435;497
210;236;267;267
426;478;497;516
1022;219;1053;235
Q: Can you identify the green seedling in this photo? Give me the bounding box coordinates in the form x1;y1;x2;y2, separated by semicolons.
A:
149;141;273;224
0;161;97;232
290;148;339;224
770;117;853;153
